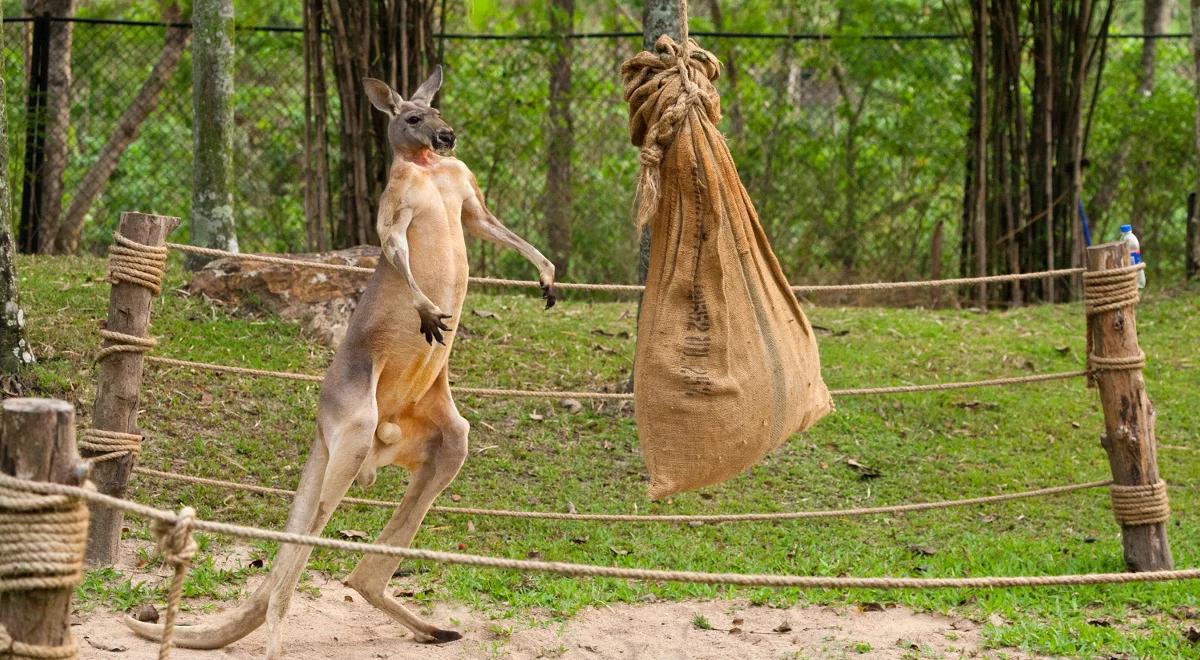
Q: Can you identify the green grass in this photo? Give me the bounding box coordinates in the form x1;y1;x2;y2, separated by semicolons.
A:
15;254;1200;657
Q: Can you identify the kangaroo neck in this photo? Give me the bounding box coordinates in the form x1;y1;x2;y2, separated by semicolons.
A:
395;147;439;167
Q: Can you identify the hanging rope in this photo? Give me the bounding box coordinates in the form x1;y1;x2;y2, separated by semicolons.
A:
150;507;197;660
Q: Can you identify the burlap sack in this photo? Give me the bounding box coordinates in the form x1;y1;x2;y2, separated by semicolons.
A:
622;37;832;499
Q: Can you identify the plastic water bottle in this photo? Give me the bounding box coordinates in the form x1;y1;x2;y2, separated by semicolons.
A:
1119;224;1146;289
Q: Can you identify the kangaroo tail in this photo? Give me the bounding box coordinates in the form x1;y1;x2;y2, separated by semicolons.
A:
124;579;271;648
123;431;330;649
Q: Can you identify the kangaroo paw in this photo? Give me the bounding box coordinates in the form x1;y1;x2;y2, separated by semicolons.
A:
417;309;453;345
541;282;557;310
423;629;463;644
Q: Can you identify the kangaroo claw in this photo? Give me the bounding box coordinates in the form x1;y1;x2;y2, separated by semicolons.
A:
418;309;453;345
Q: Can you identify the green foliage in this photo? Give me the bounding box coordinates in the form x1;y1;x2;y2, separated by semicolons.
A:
16;253;1200;657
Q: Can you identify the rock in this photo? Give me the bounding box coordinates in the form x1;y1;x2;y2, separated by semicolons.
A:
131;604;159;623
187;246;379;348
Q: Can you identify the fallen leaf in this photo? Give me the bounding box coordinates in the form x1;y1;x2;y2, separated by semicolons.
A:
731;617;744;626
560;398;583;413
131;604;159;623
846;458;881;479
339;529;367;540
529;413;544;422
1087;618;1113;628
773;621;792;633
908;544;937;557
526;550;542;560
200;391;214;405
591;328;631;339
609;546;629;556
472;309;500;319
466;520;476;533
450;494;462;502
570;536;589;545
728;627;742;634
1054;345;1071;355
84;637;127;652
249;558;265;569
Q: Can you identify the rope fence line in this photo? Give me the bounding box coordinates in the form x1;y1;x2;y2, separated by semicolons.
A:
129;466;1114;523
143;354;1088;399
4;472;1200;591
164;242;1085;294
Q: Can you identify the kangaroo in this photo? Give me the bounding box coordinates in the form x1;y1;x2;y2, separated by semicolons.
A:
126;66;557;658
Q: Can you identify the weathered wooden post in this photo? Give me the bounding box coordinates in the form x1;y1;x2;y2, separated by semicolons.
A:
0;398;88;658
84;211;178;566
1084;241;1173;571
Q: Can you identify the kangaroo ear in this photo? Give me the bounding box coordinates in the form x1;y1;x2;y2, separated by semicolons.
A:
409;65;443;105
363;78;402;115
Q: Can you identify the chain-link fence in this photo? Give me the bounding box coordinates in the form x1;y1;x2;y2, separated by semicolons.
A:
4;18;1194;285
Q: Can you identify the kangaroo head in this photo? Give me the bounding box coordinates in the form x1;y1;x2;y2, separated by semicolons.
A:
363;66;455;156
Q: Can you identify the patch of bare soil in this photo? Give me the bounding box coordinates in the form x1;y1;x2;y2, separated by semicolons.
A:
76;541;1028;659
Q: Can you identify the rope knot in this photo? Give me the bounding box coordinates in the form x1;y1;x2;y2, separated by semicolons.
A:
153;507;198;568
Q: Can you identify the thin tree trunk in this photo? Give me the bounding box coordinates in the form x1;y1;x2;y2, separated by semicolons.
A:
319;0;438;249
189;0;238;268
1088;0;1171;230
54;7;188;254
303;0;331;252
1193;0;1200;280
1;3;34;374
24;0;75;253
973;0;989;306
545;0;574;276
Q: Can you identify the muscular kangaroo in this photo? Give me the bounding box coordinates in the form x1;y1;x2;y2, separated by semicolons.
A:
126;66;557;659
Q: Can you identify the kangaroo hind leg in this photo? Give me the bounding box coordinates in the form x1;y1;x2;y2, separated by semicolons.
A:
346;373;469;644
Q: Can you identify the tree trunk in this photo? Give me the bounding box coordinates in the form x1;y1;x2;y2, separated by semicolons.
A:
24;0;75;254
317;0;439;249
0;3;34;374
303;0;332;252
545;0;574;276
53;5;188;254
637;0;683;286
189;0;238;269
973;0;989;306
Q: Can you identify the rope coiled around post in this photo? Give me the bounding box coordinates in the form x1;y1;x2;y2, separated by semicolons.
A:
0;478;89;593
79;428;144;463
97;329;158;363
1082;263;1142;316
1109;480;1170;526
0;475;88;659
0;625;78;660
108;233;168;296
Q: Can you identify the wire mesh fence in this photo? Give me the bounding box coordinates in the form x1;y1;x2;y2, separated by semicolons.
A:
3;18;1194;285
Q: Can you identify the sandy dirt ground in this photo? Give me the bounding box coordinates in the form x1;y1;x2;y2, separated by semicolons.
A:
74;542;1026;659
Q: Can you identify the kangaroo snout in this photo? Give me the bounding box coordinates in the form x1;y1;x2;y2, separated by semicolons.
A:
433;129;456;150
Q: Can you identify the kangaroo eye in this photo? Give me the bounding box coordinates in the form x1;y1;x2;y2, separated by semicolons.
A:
405;116;420;125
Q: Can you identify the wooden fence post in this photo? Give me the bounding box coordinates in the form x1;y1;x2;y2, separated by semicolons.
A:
0;398;87;657
1085;241;1173;571
85;211;178;566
